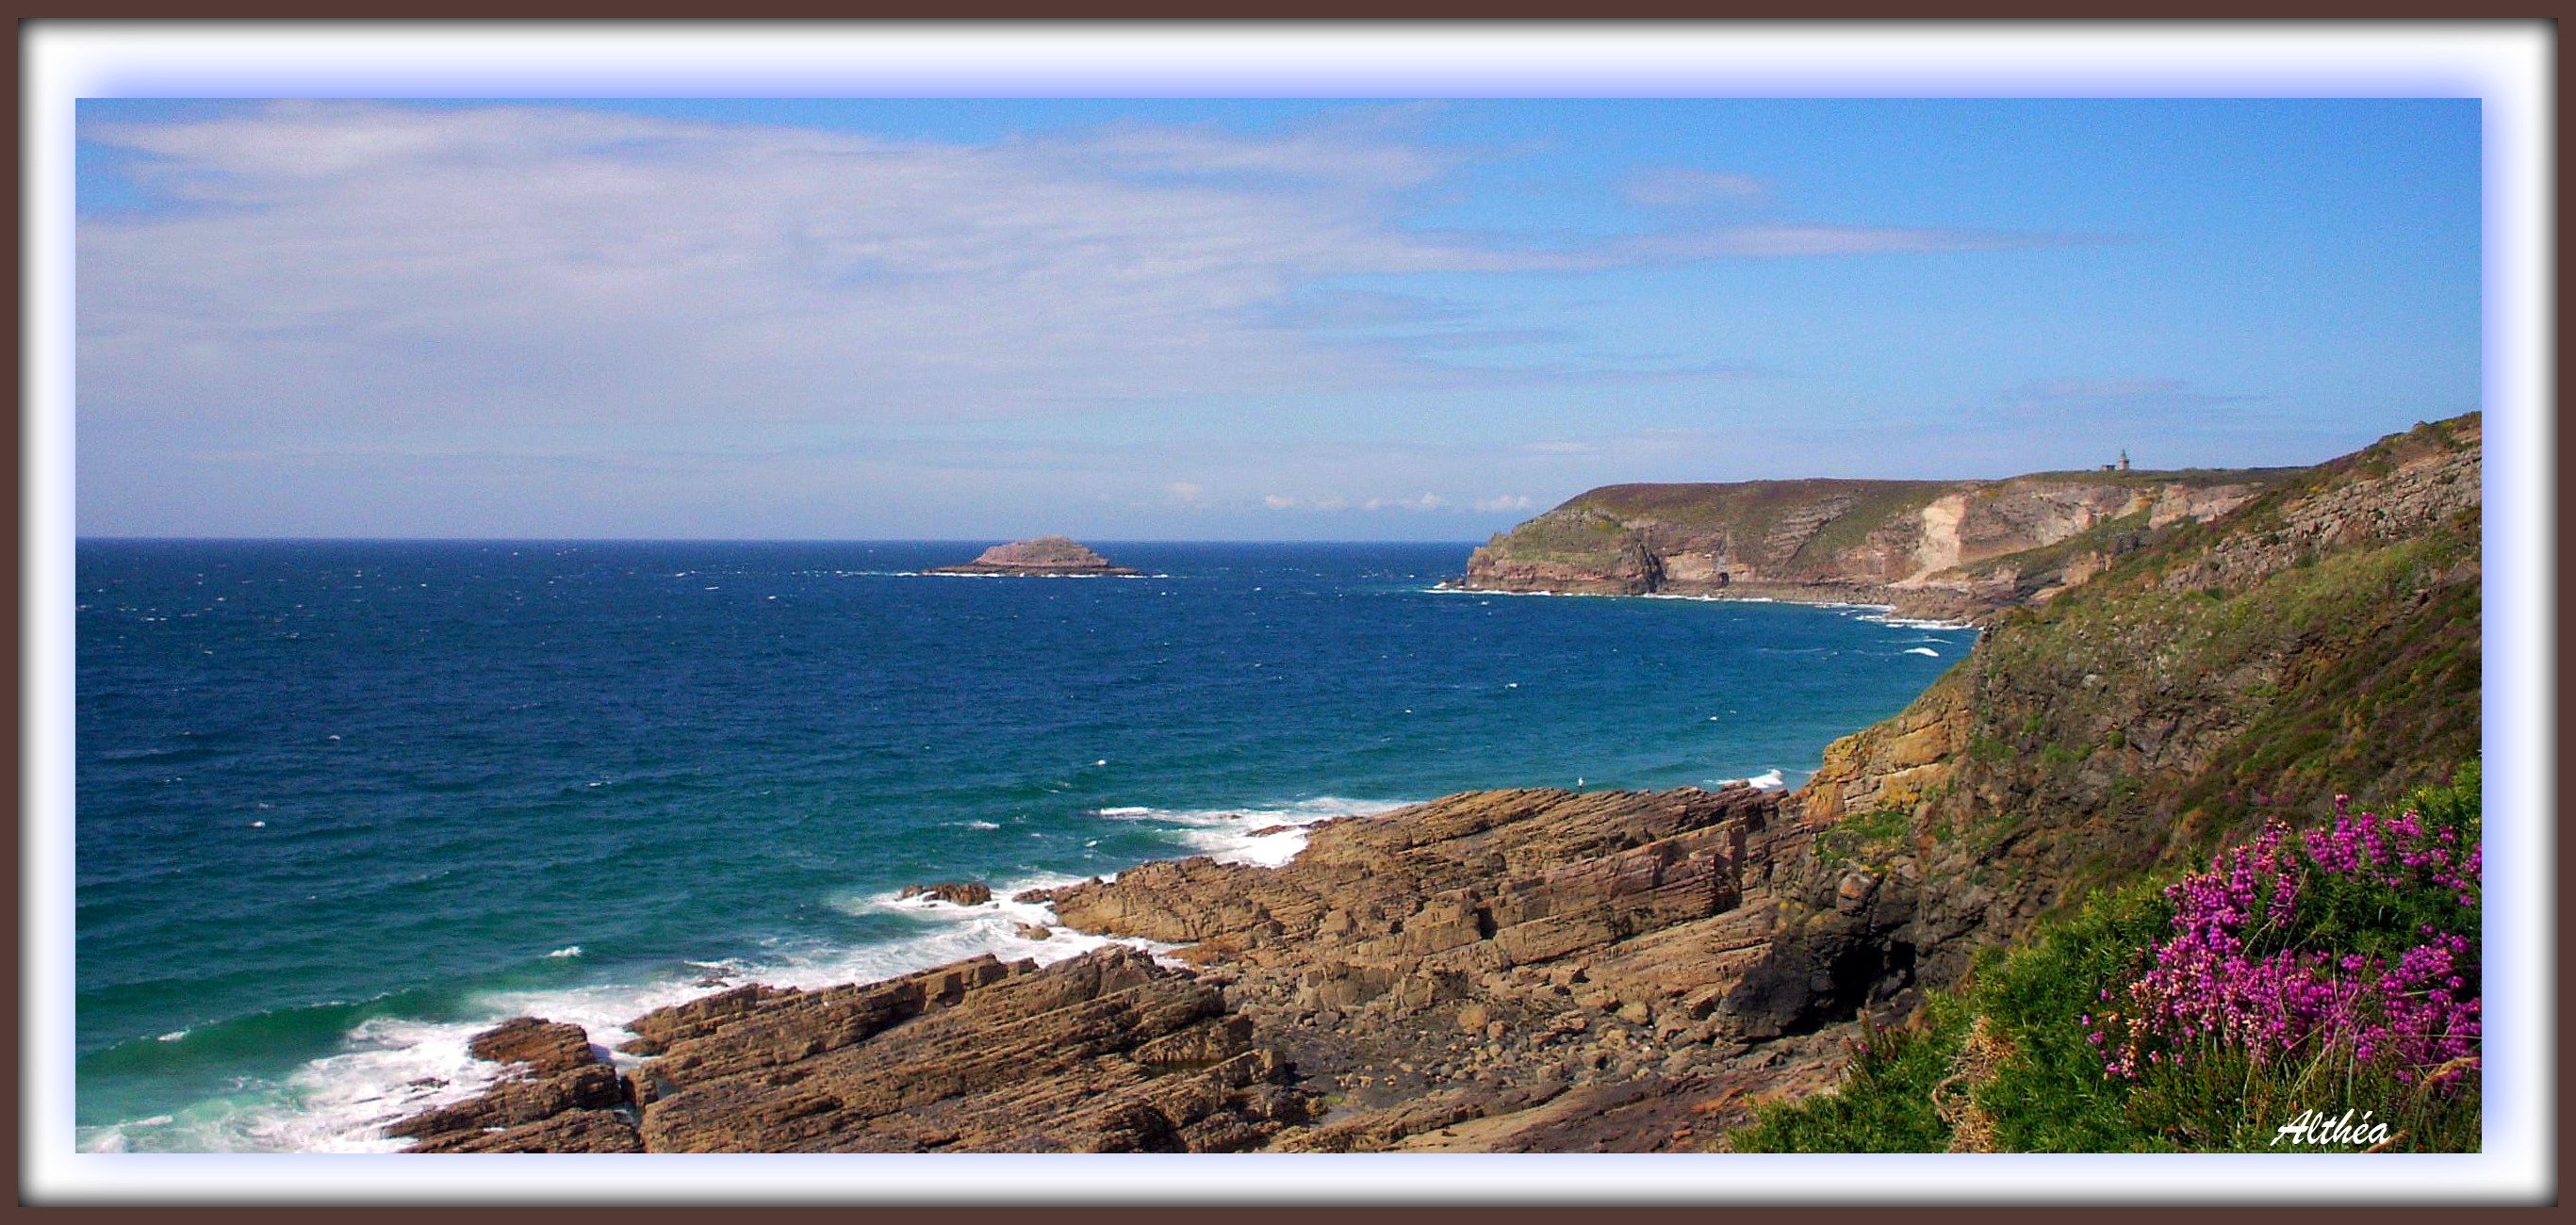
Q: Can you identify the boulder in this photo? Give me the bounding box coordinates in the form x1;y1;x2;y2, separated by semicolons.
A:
898;881;993;906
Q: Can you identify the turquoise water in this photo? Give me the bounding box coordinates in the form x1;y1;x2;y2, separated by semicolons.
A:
74;540;1972;1151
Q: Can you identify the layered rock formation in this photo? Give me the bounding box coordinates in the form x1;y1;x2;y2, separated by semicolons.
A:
403;787;1854;1152
1029;786;1872;1152
926;536;1143;577
402;952;1313;1153
1459;469;2278;622
402;416;2477;1153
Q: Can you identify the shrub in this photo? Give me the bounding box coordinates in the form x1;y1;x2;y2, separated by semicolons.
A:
2099;792;2480;1093
1731;763;2481;1152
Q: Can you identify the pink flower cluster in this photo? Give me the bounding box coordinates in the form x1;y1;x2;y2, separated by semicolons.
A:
2095;801;2479;1092
2305;794;2482;907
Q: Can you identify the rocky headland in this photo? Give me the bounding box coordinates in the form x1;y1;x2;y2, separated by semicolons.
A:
926;536;1144;578
398;416;2478;1152
1458;466;2284;624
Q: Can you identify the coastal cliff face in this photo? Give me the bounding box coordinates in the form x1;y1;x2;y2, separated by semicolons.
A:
402;416;2478;1153
1460;469;2278;622
1730;414;2481;1036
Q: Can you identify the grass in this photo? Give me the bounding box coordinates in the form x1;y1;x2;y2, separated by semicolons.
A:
1814;807;1914;866
1728;996;1972;1152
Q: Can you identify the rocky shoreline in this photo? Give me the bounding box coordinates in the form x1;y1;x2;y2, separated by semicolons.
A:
390;785;1863;1152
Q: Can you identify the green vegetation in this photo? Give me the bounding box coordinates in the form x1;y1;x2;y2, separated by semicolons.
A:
1727;415;2482;1155
1815;807;1913;866
1789;482;1952;564
1488;508;1629;564
1729;996;1975;1152
1955;424;2478;861
1732;766;2482;1153
1574;479;1952;536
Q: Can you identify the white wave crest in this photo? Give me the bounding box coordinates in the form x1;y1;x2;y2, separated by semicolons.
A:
1863;613;1977;630
1092;796;1416;869
83;794;1403;1152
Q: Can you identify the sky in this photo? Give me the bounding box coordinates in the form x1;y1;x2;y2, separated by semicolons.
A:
74;98;2482;542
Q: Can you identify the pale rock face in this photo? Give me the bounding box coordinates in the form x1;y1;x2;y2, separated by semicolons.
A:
2150;482;2263;530
1900;493;1969;585
1661;552;1722;583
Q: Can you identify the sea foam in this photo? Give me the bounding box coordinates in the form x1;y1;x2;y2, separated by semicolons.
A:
1092;796;1417;869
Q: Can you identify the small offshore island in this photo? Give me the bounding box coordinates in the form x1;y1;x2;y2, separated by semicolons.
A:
387;416;2483;1154
925;535;1145;578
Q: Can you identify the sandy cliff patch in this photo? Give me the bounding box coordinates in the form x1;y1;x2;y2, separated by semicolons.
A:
1897;494;1968;587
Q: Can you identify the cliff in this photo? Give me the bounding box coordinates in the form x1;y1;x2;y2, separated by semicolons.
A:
398;416;2478;1152
927;535;1144;577
1727;414;2480;1037
1459;468;2281;622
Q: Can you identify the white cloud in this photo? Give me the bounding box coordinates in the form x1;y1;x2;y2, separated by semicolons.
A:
1167;481;1208;505
1473;495;1534;513
1359;492;1447;512
1262;494;1298;510
81;104;2092;448
1623;167;1766;207
79;103;1538;445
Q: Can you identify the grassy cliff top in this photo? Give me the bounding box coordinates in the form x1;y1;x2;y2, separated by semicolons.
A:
1515;467;2294;548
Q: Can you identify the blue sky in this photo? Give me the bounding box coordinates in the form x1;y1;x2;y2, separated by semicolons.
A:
75;98;2480;541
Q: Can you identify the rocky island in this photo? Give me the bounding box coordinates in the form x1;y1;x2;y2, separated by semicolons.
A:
925;536;1145;578
393;416;2480;1153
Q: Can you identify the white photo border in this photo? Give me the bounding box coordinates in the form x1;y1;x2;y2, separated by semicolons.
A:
22;19;2553;1206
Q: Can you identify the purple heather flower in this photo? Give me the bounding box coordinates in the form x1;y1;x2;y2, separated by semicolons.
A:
2099;807;2480;1096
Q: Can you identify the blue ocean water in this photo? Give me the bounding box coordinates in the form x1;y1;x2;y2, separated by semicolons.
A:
73;540;1973;1151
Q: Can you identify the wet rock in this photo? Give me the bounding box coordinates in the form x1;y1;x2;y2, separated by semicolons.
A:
467;1016;600;1078
899;881;993;906
391;1019;636;1152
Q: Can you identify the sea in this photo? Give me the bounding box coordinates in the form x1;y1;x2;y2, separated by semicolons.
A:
72;539;1975;1152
